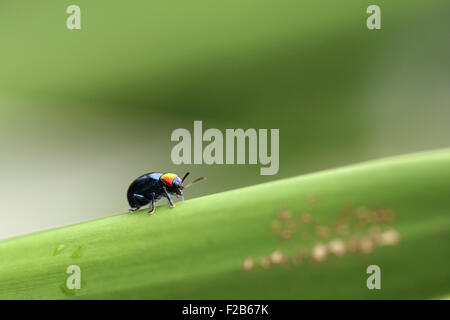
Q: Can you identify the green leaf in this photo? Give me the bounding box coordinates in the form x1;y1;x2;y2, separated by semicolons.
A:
1;149;449;299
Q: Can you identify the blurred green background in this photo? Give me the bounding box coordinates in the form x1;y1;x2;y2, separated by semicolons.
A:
0;0;449;239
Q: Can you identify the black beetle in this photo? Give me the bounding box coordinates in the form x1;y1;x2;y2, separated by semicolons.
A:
127;172;205;214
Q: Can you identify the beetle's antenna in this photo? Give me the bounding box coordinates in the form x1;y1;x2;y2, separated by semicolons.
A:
184;176;206;189
182;172;190;183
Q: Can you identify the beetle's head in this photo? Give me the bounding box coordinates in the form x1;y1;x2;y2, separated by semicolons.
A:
161;173;184;199
172;176;184;191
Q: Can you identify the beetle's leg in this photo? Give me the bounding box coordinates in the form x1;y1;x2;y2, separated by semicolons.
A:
162;187;175;208
148;199;155;215
148;193;156;215
129;194;146;213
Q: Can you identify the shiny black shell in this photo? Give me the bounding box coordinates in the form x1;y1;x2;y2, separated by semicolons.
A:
127;172;165;208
